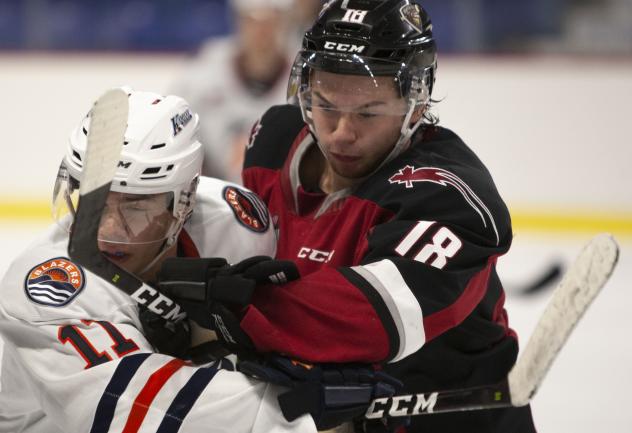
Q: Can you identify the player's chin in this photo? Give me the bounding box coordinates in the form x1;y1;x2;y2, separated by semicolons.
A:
332;161;374;179
100;250;144;276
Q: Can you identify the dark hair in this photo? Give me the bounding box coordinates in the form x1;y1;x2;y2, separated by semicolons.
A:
423;98;440;125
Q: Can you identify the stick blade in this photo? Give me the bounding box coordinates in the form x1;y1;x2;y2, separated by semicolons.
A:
508;233;619;406
80;88;128;195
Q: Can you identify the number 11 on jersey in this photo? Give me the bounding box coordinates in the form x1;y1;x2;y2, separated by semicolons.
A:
58;320;139;369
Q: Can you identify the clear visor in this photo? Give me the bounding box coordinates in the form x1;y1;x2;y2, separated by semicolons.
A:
52;163;179;245
288;50;429;117
52;163;79;232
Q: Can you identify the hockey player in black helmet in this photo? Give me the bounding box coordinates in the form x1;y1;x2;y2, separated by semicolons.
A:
163;1;537;432
287;0;438;181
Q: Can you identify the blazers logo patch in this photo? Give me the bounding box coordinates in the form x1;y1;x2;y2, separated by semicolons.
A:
24;257;86;307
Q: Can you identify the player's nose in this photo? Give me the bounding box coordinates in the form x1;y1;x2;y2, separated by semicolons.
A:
97;208;127;241
330;113;358;145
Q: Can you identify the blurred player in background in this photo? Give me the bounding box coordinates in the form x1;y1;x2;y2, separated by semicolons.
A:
170;0;295;183
0;88;317;433
290;0;325;37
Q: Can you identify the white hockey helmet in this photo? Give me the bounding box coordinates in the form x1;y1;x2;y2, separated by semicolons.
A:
53;88;203;246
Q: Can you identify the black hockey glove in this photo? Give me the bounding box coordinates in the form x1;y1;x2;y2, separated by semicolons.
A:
138;306;191;358
157;256;299;354
237;355;404;431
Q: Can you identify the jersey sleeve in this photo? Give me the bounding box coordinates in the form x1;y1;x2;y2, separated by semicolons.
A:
184;177;277;262
240;157;513;365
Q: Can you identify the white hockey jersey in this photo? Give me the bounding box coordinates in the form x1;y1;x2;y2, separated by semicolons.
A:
0;177;315;433
170;37;291;183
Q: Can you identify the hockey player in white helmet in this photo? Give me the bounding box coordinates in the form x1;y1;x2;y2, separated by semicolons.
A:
51;89;277;282
0;88;316;433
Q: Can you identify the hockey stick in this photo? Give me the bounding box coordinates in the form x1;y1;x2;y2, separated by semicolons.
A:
364;233;619;418
67;88;187;324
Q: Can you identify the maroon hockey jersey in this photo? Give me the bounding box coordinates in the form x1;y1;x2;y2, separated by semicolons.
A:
241;105;535;432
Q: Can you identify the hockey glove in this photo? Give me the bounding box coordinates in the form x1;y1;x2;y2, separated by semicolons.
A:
237;355;403;431
157;256;299;354
139;306;191;358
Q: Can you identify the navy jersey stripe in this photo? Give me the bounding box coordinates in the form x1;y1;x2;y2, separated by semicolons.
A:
90;353;151;433
156;366;219;433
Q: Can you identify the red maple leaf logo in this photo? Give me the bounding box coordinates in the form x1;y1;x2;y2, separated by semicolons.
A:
387;165;501;245
388;165;449;189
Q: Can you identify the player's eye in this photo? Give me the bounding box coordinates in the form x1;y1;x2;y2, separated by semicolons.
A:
315;106;339;119
317;103;336;112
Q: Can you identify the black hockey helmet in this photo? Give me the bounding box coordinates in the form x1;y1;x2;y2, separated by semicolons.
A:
288;0;437;100
288;0;437;162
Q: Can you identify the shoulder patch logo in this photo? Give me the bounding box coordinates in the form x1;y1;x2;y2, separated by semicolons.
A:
389;165;500;244
24;257;86;307
223;186;270;233
389;165;449;189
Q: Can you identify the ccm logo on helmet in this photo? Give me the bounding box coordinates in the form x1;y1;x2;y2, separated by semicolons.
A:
324;41;366;53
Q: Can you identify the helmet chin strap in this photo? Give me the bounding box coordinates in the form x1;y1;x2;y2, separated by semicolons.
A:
381;79;431;169
379;99;425;168
138;187;198;281
137;210;189;282
137;231;178;282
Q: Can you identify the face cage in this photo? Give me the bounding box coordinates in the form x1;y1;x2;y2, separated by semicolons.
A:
52;162;196;246
287;51;432;166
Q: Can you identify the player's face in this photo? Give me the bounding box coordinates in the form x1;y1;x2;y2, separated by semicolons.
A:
310;70;406;183
97;191;176;278
237;8;286;53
